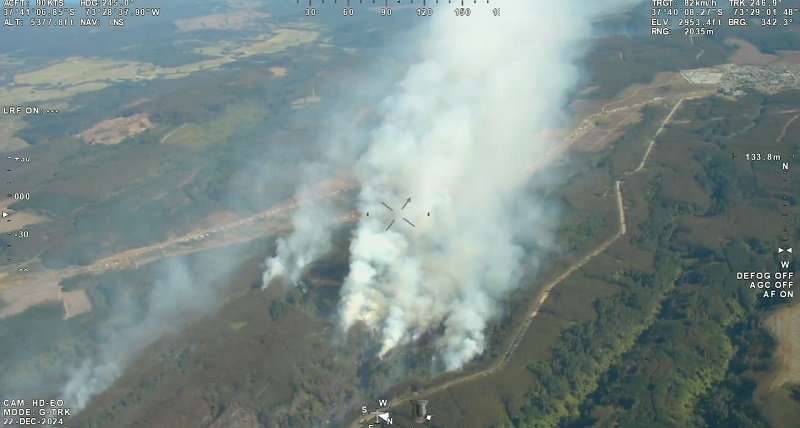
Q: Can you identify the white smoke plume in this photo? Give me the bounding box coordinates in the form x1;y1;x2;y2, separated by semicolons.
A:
262;181;337;286
60;255;231;413
263;1;643;371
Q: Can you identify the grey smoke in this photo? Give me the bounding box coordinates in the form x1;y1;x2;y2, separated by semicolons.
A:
263;0;643;371
60;254;231;413
262;170;339;285
50;0;645;416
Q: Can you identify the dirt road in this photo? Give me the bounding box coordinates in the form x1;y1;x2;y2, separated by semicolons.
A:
634;96;685;173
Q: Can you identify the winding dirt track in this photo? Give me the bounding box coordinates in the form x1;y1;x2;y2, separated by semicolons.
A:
777;113;800;143
634;96;685;173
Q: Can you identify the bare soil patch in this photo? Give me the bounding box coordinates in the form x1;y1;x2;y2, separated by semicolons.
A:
776;50;800;64
178;167;200;187
62;289;92;319
0;280;61;320
269;66;287;77
766;303;800;391
78;113;154;145
122;97;151;109
0;211;48;233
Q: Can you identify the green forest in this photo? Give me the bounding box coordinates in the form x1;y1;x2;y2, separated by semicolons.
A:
490;91;800;428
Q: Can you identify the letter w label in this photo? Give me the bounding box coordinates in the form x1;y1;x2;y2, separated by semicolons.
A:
781;260;790;269
379;399;388;407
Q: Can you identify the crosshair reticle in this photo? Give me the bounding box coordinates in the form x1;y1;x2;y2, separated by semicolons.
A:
365;197;426;231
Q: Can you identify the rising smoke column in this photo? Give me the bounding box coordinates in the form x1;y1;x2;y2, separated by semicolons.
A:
262;182;338;285
60;254;233;413
264;0;641;371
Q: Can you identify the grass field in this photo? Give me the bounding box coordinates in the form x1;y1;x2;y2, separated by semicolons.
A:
0;115;34;151
1;29;319;105
160;102;259;148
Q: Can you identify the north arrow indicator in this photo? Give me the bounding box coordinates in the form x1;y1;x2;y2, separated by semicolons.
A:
378;412;392;424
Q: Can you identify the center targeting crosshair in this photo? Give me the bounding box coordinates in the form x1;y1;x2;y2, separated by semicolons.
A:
365;197;429;232
382;198;414;231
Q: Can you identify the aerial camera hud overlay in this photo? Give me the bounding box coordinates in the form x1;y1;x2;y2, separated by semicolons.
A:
1;0;800;427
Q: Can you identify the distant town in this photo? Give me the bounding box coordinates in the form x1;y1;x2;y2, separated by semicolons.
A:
682;63;800;96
